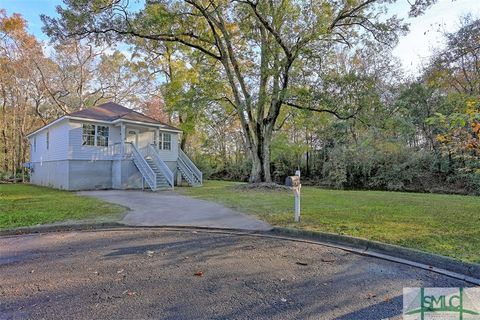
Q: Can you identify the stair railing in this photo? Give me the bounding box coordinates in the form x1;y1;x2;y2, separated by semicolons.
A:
178;149;203;186
129;142;157;190
177;155;193;184
145;144;174;188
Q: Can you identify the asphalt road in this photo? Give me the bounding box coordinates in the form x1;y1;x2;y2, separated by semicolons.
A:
0;229;470;320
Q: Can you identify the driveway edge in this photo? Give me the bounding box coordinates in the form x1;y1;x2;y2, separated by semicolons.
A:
270;227;480;284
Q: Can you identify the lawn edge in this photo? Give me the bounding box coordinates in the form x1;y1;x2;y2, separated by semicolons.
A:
0;222;126;236
271;227;480;283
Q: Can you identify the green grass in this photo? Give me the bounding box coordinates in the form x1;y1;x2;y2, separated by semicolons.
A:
178;180;480;263
0;184;126;229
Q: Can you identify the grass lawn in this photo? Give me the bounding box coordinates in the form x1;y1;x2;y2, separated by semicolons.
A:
0;184;126;229
178;180;480;264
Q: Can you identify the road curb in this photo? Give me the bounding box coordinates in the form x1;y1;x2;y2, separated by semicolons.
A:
270;227;480;284
1;223;479;285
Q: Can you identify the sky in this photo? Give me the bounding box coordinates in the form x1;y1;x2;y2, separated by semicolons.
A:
0;0;479;76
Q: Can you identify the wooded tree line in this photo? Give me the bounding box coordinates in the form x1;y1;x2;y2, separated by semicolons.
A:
1;1;479;194
198;15;480;194
0;9;160;178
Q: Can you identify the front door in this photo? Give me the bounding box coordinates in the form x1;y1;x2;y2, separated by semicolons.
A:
126;129;139;146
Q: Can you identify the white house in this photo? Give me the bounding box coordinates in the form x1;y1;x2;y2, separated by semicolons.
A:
26;102;202;190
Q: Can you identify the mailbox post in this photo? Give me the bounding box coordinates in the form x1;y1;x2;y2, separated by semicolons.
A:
285;173;301;222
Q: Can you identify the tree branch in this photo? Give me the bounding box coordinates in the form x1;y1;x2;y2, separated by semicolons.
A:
284;101;358;120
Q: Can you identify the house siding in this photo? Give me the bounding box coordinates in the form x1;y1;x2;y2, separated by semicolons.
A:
157;131;179;162
68;120;121;160
29;120;69;163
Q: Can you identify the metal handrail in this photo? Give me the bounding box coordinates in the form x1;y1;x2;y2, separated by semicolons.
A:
129;142;157;190
178;149;203;184
146;144;174;188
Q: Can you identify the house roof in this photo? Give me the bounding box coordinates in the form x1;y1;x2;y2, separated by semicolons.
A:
27;102;181;137
68;102;180;131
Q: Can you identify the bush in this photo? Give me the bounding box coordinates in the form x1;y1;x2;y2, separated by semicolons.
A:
308;140;480;195
0;169;29;183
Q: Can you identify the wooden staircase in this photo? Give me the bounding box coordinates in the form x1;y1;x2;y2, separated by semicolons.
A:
130;143;202;190
130;143;174;191
145;157;171;189
177;149;202;186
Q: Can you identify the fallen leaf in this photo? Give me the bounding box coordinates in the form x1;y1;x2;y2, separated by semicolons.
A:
117;269;124;274
280;298;287;302
321;257;335;263
194;271;204;277
366;292;377;299
146;250;154;257
296;261;308;266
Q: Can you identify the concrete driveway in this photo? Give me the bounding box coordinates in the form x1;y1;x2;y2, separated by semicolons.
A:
0;229;470;319
78;190;271;231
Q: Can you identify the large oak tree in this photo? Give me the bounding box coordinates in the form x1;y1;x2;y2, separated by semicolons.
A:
42;0;434;182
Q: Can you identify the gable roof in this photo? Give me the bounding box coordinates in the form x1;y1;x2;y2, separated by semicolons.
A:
27;102;181;138
69;102;180;131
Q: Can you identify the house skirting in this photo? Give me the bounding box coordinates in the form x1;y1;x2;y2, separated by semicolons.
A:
30;160;70;190
30;159;179;191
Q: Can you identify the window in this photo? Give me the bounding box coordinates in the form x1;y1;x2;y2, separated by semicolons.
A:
82;124;96;146
96;126;109;147
163;133;171;150
33;137;36;152
46;131;49;150
82;124;109;146
158;133;171;150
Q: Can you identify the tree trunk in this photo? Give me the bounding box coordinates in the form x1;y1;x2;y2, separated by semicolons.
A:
248;125;273;183
249;151;263;183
